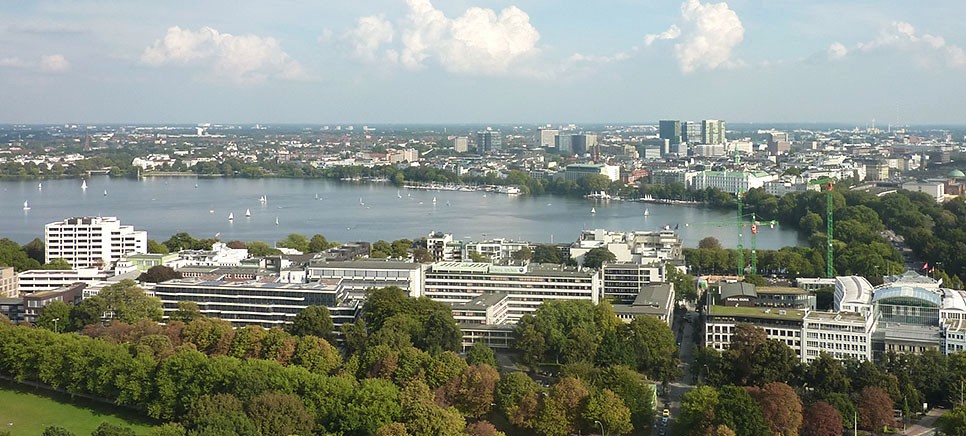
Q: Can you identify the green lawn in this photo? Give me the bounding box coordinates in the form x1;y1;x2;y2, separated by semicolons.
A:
0;380;158;435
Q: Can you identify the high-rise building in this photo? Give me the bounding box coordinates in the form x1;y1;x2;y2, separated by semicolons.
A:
571;133;598;155
658;120;682;146
0;267;18;298
681;121;702;144
702;119;726;144
45;216;147;269
453;137;469;153
555;134;573;154
538;128;558;149
476;130;502;154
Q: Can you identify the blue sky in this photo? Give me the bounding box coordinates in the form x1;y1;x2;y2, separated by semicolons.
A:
1;0;965;125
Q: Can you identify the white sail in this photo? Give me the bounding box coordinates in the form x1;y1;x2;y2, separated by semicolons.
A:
81;180;87;190
23;200;29;210
275;217;279;226
38;183;42;190
228;212;234;221
103;189;108;196
591;207;596;214
245;209;251;217
644;208;650;216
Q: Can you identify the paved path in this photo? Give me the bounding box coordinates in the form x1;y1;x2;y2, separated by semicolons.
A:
651;310;699;435
904;408;944;436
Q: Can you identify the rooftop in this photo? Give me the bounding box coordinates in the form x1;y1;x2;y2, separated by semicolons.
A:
309;259;422;270
804;310;869;323
157;278;341;291
757;286;809;295
451;292;509;310
708;305;806;321
720;282;757;300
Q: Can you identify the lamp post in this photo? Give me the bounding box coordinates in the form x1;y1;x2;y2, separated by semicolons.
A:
52;318;60;333
594;420;605;436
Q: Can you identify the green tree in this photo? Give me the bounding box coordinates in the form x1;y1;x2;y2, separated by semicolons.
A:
511;246;533;262
22;237;45;263
699;237;723;250
467;251;490;263
675;385;719;436
171;301;203;323
582;247;616;269
715;385;769;436
150;423;186;436
41;258;72;270
36;300;72;332
288;305;335;341
496;371;541;428
292;335;342;375
390;239;412;258
340;378;403;435
532;245;563;264
399;380;466;436
137;265;181;283
41;427;76;436
246;392;314;436
91;422;136;436
582;388;633;435
246;241;281;257
277;234;310;253
626;316;681;382
183;393;257;436
466;342;497;367
667;264;698;302
308;234;337;252
74;280;162;326
146;239;170;254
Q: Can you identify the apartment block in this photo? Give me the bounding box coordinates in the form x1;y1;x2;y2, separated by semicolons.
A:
45;216;147;268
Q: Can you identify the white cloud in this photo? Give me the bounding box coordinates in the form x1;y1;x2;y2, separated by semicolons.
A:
346;16;397;63
0;57;28;68
645;0;745;73
836;21;966;69
348;0;540;76
39;54;70;72
644;25;681;46
141;26;307;84
827;42;848;60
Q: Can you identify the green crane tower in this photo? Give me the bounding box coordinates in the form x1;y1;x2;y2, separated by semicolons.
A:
825;180;834;278
736;188;744;277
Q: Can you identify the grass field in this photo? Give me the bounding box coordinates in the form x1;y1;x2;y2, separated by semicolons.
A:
0;380;158;435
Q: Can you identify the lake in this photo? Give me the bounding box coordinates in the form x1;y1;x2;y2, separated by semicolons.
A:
1;177;805;249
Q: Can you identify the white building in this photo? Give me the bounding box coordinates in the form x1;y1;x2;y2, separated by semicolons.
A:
561;164;620;182
834;276;875;314
602;262;666;303
802;311;877;363
176;242;249;267
901;180;945;202
45;216;147;269
424;262;600;322
569;229;683;266
705;305;806;355
17;268;113;293
464;238;531;262
691;170;776;193
306;260;424;300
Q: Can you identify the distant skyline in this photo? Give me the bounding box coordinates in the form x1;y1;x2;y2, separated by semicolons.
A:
2;1;966;125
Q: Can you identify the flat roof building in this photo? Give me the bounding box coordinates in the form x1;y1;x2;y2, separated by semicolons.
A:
23;283;85;324
45;216;147;269
705;305;806;355
306;259;424;300
802;310;877;363
612;283;675;326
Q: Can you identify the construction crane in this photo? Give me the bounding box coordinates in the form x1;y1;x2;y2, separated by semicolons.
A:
688;212;778;277
807;178;836;278
749;213;778;276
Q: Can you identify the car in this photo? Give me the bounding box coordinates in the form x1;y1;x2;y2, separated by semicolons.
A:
662;416;669;425
662;408;671;417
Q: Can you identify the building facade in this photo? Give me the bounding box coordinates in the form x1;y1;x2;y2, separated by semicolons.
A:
45;216;147;268
0;267;18;298
306;260;424;300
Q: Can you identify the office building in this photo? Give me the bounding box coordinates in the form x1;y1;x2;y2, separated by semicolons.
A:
612;283;675;325
682;121;702;144
802;310;877;363
705;305;806;354
658;120;682;146
701;119;726;144
306;260;424;300
555;134;573;154
125;252;180;272
463;238;531;263
424;262;600;322
17;268;113;293
476;130;502;154
571;133;598;155
834;276;875;314
23;283;85;324
453;137;469;153
451;292;515;350
0;267;18;298
691;170;775;193
0;298;23;323
570;229;683;267
561;164;620;182
538;128;559;149
427;232;462;262
154;278;359;330
45;216;147;269
602;262;666;304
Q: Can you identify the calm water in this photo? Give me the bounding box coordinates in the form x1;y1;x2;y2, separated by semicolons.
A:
1;177;804;249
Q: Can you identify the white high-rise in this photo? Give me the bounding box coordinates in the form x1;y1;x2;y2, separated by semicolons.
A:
45;216;147;268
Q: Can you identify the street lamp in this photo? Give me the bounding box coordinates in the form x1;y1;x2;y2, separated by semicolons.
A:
52;318;60;333
594;420;605;436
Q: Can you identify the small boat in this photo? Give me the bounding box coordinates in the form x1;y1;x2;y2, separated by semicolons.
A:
591;207;596;214
228;212;234;221
275;216;279;226
81;180;87;190
209;209;214;214
245;209;251;218
315;193;319;200
259;195;267;203
359;197;364;206
194;184;199;188
103;189;108;196
23;200;30;210
397;191;402;199
432;197;437;204
644;208;650;217
38;182;42;191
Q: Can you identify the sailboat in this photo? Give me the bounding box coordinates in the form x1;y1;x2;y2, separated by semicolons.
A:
23;200;30;210
275;216;279;226
38;182;42;191
103;189;108;196
397;190;402;199
359;197;365;206
228;212;234;221
644;208;650;217
259;195;267;204
245;209;251;218
591;207;597;214
81;180;87;190
432;196;437;204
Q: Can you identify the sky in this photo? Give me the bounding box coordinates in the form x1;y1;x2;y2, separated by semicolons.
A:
1;0;965;125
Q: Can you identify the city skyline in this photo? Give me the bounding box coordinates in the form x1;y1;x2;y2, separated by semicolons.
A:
2;0;966;124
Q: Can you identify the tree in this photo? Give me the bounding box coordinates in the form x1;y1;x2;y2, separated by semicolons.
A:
399;380;466;436
171;301;203;323
532;245;563;264
246;392;314;436
464;421;505;436
375;422;409;436
146;239;169;254
748;382;802;436
715;385;769;436
0;238;41;271
802;401;843;436
466;342;497;367
277;233;310;253
699;237;723;250
667;264;698;302
292;335;342;375
91;422;136;436
511;246;533;262
308;234;337;253
41;427;76;436
340;378;402;435
496;372;541;428
184;393;257;436
41;258;72;270
288;305;335;341
246;241;281;257
582;389;633;435
807;353;851;397
626;316;681;382
823;392;856;430
137;265;181;283
582;247;616;269
74;280;162;326
22;237;45;263
390;239;412;259
675;385;719;436
439;364;501;418
535;377;589;436
150;423;186;436
36;300;72;332
856;386;894;432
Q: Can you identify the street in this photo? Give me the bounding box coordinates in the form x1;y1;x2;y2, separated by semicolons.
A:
651;309;699;436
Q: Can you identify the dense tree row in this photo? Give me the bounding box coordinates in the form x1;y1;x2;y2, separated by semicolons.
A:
0;237;77;271
691;323;966;432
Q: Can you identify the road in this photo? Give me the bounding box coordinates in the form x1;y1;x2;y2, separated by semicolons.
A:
651;309;699;436
904;408;944;436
